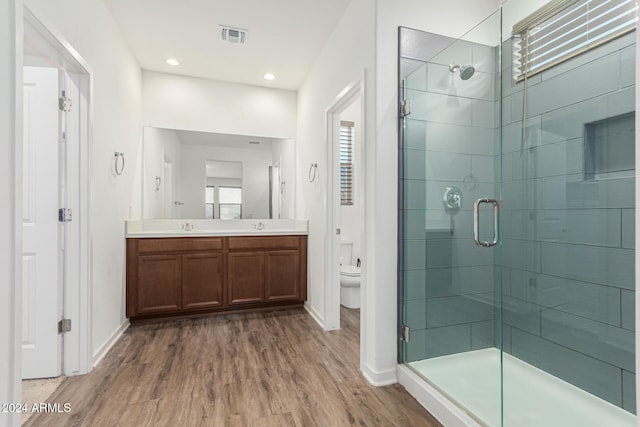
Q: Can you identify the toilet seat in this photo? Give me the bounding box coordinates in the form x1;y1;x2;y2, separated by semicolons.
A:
340;265;360;277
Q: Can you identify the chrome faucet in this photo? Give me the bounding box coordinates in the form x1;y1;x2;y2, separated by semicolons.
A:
253;222;266;230
181;222;195;231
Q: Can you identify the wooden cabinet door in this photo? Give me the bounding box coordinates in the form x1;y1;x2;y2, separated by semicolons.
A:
227;252;264;305
182;252;224;310
265;251;300;301
137;254;181;314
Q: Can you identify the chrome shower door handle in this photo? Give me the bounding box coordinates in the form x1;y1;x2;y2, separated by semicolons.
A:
473;198;499;248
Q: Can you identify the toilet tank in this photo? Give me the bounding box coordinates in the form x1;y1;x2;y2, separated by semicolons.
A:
340;239;353;265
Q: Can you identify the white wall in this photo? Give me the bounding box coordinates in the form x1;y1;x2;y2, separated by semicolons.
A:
1;1;19;426
142;127;181;219
296;0;379;377
180;144;272;219
142;71;297;139
339;99;362;264
24;0;142;361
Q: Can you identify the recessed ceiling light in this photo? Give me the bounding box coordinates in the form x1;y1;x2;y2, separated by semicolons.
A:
165;58;181;66
263;73;275;81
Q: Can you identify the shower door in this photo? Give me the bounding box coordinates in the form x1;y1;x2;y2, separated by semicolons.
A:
399;11;503;426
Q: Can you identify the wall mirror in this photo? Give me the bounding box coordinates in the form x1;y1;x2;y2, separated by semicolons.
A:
142;127;295;220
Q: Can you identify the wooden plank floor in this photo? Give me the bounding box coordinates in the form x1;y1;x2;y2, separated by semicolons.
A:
26;307;441;426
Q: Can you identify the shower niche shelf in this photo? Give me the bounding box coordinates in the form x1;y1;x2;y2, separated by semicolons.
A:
584;111;635;180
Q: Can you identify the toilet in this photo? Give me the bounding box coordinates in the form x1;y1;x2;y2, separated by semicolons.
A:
340;239;361;309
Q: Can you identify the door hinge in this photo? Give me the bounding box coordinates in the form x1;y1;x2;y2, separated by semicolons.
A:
401;324;411;342
59;92;72;112
58;318;72;334
401;99;411;117
58;208;72;223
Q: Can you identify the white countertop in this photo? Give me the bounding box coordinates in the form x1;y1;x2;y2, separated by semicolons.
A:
125;219;308;238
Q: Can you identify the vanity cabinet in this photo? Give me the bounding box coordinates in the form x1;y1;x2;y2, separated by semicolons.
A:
227;252;265;305
182;252;224;310
265;251;301;301
126;235;307;321
227;236;303;306
128;237;224;317
136;254;181;314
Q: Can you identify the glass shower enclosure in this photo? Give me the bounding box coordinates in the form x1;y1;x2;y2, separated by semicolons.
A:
398;5;636;426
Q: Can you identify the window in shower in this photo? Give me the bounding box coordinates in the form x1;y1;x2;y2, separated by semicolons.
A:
512;0;637;81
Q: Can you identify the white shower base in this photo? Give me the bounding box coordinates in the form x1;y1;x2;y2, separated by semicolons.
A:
407;348;635;427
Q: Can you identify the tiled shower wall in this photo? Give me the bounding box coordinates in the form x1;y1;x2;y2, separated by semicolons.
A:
400;26;636;414
402;34;499;361
500;31;636;412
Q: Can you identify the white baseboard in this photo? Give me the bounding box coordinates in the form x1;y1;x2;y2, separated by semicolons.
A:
304;302;325;329
361;363;398;386
92;320;129;368
397;364;481;427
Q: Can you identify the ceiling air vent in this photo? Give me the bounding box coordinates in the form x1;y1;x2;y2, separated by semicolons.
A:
220;26;247;45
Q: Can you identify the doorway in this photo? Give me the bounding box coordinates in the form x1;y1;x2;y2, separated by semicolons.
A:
337;99;363;326
20;8;92;383
325;77;366;334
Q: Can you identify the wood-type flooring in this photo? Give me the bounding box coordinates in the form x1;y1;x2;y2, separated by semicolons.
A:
25;307;441;426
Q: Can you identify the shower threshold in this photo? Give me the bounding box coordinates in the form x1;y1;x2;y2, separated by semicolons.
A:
408;348;635;427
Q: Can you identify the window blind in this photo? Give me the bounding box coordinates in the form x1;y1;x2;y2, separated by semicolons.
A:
340;121;354;206
513;0;637;81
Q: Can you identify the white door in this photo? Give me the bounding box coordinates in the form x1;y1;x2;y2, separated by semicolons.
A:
22;66;61;379
163;159;173;218
270;165;280;219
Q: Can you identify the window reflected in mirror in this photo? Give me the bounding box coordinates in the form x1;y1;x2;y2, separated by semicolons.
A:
205;186;215;219
219;186;242;219
206;160;242;219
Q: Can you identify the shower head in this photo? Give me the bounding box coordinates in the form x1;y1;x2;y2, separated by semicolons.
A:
449;64;476;80
459;65;475;80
